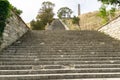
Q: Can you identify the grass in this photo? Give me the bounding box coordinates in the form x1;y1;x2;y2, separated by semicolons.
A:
62;19;80;30
79;10;120;30
62;10;120;30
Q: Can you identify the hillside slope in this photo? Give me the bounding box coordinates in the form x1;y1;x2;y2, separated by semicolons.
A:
28;10;120;30
79;10;120;30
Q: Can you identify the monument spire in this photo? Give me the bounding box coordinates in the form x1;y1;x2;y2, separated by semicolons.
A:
78;4;80;16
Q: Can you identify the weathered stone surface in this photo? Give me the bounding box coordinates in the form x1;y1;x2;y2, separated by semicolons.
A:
1;30;120;79
46;19;66;30
0;11;29;50
99;15;120;40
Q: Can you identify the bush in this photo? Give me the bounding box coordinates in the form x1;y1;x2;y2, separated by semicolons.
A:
30;20;45;30
0;0;10;37
30;1;55;30
72;16;80;25
11;6;23;15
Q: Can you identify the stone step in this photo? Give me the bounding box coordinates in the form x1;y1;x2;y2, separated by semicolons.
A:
1;52;120;57
6;44;114;47
0;60;119;65
1;55;120;59
0;55;38;58
2;51;120;55
1;73;120;80
0;64;120;70
0;68;120;75
8;44;113;47
0;64;120;69
1;57;120;61
7;50;120;53
9;44;116;47
43;79;120;80
0;59;119;62
1;55;120;58
0;56;119;59
0;65;32;70
5;47;117;50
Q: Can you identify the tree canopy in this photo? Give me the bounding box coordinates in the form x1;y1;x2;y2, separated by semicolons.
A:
41;1;55;10
57;7;73;19
98;0;120;6
30;1;55;30
72;16;80;26
98;0;117;24
0;0;10;38
11;6;23;15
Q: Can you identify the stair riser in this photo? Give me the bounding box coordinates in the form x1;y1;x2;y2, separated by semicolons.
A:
0;69;120;75
1;74;120;80
0;58;120;61
0;61;119;65
1;64;120;70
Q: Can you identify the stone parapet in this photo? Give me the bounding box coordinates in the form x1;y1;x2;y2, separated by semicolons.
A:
99;15;120;40
0;11;29;50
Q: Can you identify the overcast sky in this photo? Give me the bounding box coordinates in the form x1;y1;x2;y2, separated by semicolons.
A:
9;0;102;23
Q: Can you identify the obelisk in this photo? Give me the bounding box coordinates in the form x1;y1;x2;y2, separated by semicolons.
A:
78;4;80;16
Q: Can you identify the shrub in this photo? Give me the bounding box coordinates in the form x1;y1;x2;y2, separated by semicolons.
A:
0;0;10;37
11;6;23;15
72;16;80;25
30;20;45;30
30;1;55;30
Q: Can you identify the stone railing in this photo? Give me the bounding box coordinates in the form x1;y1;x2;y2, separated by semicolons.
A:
0;10;29;50
59;19;69;30
98;15;120;40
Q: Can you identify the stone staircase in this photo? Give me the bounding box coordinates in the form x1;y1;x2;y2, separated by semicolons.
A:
1;30;120;80
46;19;66;30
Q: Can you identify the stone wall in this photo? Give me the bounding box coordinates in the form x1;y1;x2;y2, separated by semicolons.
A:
99;15;120;40
0;11;29;50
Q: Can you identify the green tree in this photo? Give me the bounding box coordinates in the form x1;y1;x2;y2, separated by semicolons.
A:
30;20;45;30
37;8;54;24
42;1;55;9
11;6;22;15
98;4;116;24
57;7;73;19
109;7;116;17
0;0;10;37
30;1;55;30
72;16;80;25
98;0;120;6
0;0;11;45
98;5;109;24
